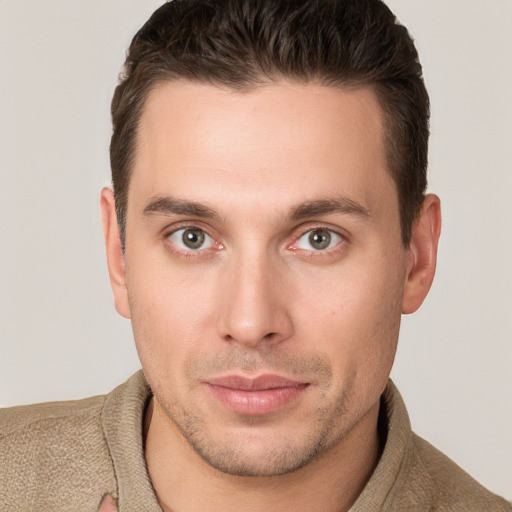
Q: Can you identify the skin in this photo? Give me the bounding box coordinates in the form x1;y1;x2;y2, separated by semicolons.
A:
98;494;117;512
101;81;441;512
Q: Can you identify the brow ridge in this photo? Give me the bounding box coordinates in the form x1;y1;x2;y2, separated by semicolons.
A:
142;194;369;223
289;196;370;220
143;196;219;220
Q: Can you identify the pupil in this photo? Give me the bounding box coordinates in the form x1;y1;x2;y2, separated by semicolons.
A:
309;230;330;250
183;229;205;249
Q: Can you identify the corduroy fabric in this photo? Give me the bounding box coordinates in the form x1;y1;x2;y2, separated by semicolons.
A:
1;371;510;511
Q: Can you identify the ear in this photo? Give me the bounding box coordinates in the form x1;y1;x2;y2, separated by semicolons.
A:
100;187;131;319
402;194;442;314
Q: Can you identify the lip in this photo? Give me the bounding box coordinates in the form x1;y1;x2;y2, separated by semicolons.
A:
204;374;309;415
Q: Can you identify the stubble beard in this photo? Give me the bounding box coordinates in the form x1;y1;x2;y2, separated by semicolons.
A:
159;396;352;477
150;351;359;477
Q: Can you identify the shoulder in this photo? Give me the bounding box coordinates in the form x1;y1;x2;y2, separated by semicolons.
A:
0;393;106;436
403;433;512;511
0;393;116;512
0;394;111;466
374;381;512;511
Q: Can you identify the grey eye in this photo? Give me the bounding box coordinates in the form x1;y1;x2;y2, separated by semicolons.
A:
169;228;214;251
182;229;204;249
309;230;331;250
296;229;341;251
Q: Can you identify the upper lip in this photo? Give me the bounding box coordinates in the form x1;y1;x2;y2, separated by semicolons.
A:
205;374;307;391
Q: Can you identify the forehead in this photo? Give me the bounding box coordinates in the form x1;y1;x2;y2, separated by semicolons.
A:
130;80;394;218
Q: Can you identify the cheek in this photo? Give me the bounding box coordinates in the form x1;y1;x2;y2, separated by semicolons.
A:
294;261;403;377
127;264;218;376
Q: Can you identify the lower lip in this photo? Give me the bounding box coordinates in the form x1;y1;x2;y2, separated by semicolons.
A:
205;384;308;415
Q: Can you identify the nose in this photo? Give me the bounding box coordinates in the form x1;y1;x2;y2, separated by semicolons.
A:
216;250;294;348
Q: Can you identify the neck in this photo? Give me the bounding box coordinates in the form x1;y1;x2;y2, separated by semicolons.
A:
144;398;382;512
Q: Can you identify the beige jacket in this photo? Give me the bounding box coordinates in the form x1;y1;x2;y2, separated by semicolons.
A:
1;371;510;511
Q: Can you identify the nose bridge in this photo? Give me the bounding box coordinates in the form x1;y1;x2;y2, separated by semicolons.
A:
217;244;292;347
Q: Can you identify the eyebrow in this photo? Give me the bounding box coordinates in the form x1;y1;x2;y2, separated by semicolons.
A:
289;196;370;221
142;194;370;222
143;196;220;220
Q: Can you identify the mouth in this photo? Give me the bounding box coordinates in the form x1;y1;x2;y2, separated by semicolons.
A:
203;374;310;415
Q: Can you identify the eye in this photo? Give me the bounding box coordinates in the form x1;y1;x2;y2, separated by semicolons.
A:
168;228;215;251
295;228;342;251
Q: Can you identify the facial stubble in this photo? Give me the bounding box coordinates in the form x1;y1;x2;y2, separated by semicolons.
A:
148;348;365;478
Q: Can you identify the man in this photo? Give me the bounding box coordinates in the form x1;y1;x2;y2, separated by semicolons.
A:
1;0;510;511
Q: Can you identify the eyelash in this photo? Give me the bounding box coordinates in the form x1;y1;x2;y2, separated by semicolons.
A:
164;222;220;258
288;227;345;258
163;223;346;258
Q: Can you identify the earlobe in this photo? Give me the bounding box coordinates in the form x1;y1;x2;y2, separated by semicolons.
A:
402;194;442;314
100;187;131;319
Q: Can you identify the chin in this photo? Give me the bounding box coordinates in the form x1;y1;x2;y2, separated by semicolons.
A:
168;409;346;477
189;436;325;477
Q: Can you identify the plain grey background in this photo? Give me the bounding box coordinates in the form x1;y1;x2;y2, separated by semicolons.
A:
0;0;511;499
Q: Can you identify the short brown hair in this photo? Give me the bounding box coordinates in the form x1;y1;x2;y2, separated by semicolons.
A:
110;0;429;248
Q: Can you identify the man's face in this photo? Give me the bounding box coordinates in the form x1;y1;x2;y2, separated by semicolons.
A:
118;81;410;476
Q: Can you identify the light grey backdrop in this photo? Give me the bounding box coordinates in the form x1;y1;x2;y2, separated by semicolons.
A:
1;0;511;498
